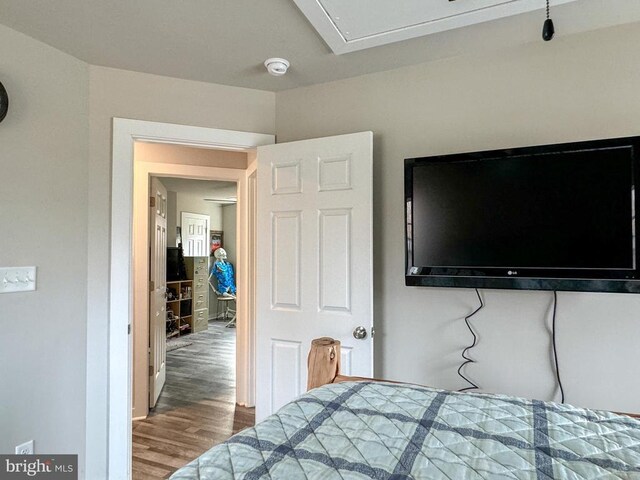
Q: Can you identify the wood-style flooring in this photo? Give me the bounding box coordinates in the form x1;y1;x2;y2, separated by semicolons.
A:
132;320;255;479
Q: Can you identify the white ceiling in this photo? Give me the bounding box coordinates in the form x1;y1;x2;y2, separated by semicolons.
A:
294;0;580;54
159;178;237;204
0;0;639;91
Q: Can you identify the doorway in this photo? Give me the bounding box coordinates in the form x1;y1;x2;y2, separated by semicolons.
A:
100;118;274;480
134;169;248;478
132;142;254;418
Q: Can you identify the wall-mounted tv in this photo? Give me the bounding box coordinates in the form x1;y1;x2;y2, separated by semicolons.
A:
405;136;640;293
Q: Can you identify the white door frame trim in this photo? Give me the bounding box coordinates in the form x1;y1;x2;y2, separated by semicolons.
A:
106;118;274;479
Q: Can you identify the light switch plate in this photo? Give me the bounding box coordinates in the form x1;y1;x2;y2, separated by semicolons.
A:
0;266;37;293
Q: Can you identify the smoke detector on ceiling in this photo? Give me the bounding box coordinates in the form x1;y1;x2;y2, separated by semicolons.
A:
264;58;290;76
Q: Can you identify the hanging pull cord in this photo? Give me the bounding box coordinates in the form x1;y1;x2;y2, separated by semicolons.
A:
543;0;555;41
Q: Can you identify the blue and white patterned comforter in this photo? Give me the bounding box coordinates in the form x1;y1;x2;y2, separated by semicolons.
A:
170;381;640;479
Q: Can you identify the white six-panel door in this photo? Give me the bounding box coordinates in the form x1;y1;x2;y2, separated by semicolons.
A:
150;177;168;408
256;132;373;421
181;212;210;256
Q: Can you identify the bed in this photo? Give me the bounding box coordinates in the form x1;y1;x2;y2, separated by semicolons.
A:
170;380;640;479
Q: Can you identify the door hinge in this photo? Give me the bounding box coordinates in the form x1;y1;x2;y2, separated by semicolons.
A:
149;365;153;376
149;196;156;208
150;280;155;291
128;324;131;335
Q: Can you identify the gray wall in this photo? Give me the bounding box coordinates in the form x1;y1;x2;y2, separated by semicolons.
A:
0;28;275;475
167;191;178;247
221;204;237;268
0;24;89;470
276;23;640;414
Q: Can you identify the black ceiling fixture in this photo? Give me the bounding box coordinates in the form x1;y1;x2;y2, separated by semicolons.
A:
0;81;8;124
542;0;555;41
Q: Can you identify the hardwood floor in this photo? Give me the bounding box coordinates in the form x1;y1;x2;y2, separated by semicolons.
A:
132;320;254;479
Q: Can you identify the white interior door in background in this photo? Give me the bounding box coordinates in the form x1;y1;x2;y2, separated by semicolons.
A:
149;177;168;408
256;132;373;421
181;212;210;257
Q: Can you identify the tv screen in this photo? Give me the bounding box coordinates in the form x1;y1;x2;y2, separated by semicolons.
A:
405;137;640;293
167;247;185;281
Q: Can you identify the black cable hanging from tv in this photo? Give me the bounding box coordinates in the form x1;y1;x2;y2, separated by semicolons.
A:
551;291;565;403
457;289;484;392
542;0;555;41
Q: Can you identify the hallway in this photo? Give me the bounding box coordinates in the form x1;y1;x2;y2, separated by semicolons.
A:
132;321;254;479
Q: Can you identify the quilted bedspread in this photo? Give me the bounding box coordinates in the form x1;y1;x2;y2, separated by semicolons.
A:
170;381;640;479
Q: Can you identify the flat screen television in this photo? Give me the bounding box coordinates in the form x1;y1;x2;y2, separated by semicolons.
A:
405;136;640;293
167;246;187;281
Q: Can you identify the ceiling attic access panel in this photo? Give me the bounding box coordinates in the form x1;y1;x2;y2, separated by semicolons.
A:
292;0;578;54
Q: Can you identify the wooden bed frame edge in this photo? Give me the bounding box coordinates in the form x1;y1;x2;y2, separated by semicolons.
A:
307;337;640;419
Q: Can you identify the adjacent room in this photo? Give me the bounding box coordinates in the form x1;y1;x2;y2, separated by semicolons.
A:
1;0;640;478
129;144;253;478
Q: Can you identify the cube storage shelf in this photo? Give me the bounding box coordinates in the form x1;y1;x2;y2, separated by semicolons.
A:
166;280;193;338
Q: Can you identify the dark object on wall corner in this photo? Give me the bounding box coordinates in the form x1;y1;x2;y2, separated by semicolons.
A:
0;81;8;124
405;136;640;293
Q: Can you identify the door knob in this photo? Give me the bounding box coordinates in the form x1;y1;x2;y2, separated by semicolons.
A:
353;326;367;340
